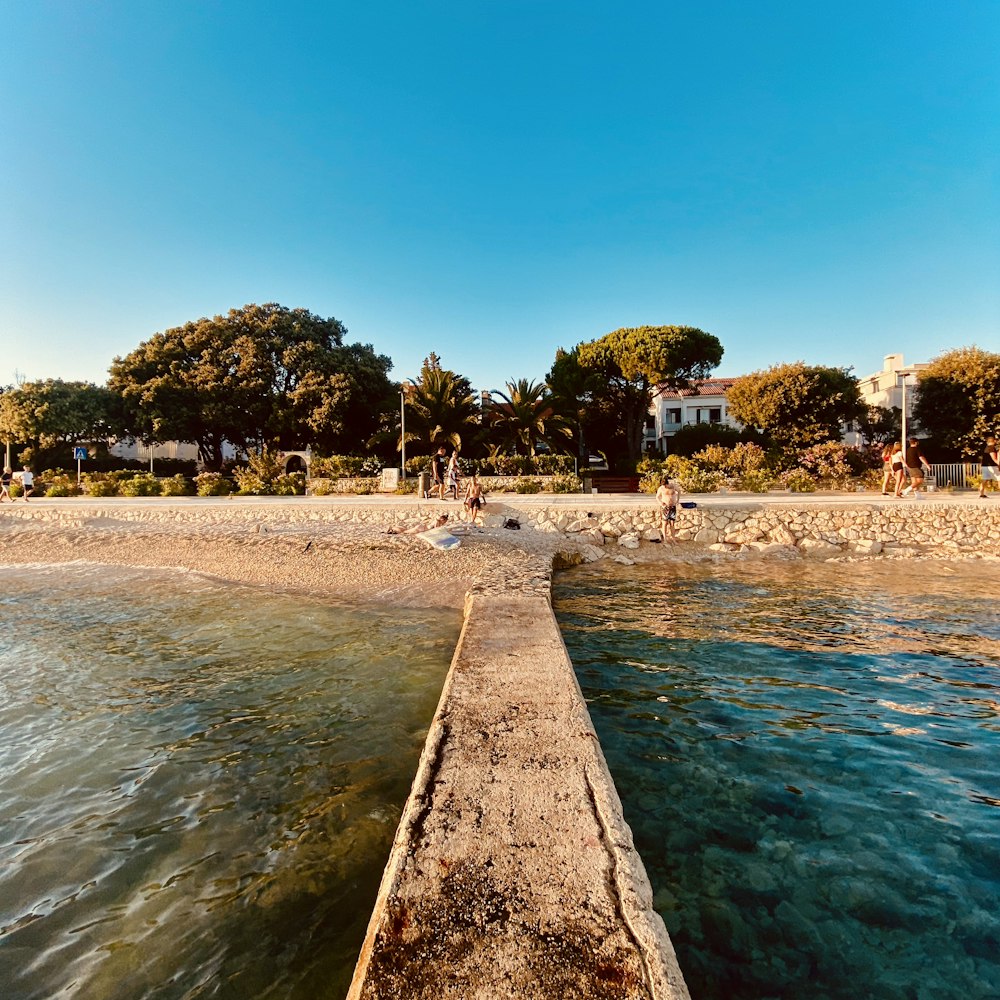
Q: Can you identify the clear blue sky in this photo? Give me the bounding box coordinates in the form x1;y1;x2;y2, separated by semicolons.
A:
2;0;998;395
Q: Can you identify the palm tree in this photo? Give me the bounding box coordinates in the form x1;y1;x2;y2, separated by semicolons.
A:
487;378;571;456
403;355;480;454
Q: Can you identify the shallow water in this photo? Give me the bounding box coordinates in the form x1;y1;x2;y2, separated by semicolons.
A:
0;564;458;1000
554;560;1000;1000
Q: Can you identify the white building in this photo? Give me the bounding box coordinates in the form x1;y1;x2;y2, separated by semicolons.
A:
846;353;929;445
647;378;741;454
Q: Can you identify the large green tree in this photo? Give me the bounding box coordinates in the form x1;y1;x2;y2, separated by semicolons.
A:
575;325;724;463
487;378;571;456
545;347;605;463
0;379;119;469
726;361;863;450
402;354;480;454
108;303;393;469
912;346;1000;457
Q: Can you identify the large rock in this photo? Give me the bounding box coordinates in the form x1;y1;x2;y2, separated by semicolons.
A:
798;538;842;558
618;532;641;549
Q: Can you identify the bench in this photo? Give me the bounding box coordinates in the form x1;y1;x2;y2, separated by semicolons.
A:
590;476;642;493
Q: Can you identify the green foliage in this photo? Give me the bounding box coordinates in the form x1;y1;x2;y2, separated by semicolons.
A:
486;378;571;457
549;474;583;493
780;468;817;492
912;347;1000;457
675;464;725;493
394;478;419;494
402;355;480;455
691;445;730;471
81;473;120;497
726;362;863;449
109;303;392;470
797;442;854;488
735;469;776;493
194;472;232;496
160;474;193;496
311;455;366;478
513;477;543;494
576;325;724;462
230;450;307;495
0;379;119;471
665;422;746;456
43;472;78;497
119;473;163;497
856;405;901;446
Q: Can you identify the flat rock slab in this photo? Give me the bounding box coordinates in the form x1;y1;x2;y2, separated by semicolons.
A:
349;593;690;1000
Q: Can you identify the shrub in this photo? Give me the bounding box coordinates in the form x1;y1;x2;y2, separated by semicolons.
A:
533;453;575;475
797;442;854;489
676;466;725;493
160;474;194;497
513;477;543;494
691;445;731;472
728;442;770;475
44;473;78;497
271;472;306;496
394;478;418;494
81;474;119;497
194;472;232;496
780;468;817;492
549;474;583;493
736;469;776;493
119;473;163;497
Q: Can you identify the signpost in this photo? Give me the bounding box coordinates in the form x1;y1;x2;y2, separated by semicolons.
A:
74;446;87;486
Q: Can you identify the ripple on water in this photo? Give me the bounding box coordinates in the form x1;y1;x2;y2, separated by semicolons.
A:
0;564;458;1000
555;560;1000;1000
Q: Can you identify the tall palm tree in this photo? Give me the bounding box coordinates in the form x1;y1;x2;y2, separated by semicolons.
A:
403;355;480;454
487;378;571;456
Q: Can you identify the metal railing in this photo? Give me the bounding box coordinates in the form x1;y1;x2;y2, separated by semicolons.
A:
929;463;977;489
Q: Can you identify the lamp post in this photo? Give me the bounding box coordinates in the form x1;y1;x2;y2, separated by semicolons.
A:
899;372;911;451
400;389;406;479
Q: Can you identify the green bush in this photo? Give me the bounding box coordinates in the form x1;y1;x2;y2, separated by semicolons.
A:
780;468;817;492
312;455;365;478
549;474;583;493
44;473;78;497
513;477;543;494
271;472;306;496
533;453;575;475
119;473;163;497
676;466;725;493
798;442;853;489
735;469;775;493
194;472;232;496
160;474;194;496
394;478;418;494
81;474;119;497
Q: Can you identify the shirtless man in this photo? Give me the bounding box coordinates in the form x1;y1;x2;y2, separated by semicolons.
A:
655;476;679;542
463;473;486;526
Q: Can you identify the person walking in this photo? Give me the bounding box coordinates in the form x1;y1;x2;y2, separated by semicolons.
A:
890;442;906;497
17;465;34;501
655;476;680;542
0;467;12;502
880;443;894;495
463;472;486;526
901;438;932;495
979;436;999;498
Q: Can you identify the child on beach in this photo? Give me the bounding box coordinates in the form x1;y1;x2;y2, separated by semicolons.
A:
655;476;679;542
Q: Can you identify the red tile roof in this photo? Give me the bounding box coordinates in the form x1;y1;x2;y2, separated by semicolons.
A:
653;378;739;399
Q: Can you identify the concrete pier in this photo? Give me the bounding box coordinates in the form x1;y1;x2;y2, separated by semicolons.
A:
348;591;690;1000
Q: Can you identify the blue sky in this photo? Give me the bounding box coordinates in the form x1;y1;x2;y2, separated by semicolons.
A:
2;0;998;395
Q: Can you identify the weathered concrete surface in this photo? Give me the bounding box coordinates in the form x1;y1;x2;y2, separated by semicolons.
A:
348;593;690;1000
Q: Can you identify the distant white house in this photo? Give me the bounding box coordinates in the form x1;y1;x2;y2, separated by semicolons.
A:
108;439;311;474
845;353;929;446
646;378;741;454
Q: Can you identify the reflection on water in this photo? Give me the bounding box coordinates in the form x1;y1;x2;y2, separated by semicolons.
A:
554;560;1000;1000
0;564;458;1000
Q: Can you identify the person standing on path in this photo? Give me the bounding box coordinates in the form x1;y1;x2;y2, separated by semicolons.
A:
0;467;11;502
445;450;460;500
902;438;932;495
16;465;34;501
463;472;486;526
431;446;447;500
880;443;894;495
980;436;999;498
655;476;680;542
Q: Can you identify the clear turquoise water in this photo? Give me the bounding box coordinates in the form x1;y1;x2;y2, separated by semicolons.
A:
0;564;458;1000
554;561;1000;1000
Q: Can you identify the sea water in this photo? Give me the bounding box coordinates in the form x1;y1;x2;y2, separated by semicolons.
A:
0;564;458;1000
554;560;1000;1000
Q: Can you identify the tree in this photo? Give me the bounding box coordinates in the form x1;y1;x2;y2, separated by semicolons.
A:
0;379;119;469
545;347;604;463
402;354;480;454
855;405;901;447
486;378;572;456
726;362;862;451
912;346;1000;457
575;325;724;463
108;303;392;470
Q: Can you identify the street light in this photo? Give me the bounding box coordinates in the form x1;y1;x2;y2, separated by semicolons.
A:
400;389;406;479
899;372;911;450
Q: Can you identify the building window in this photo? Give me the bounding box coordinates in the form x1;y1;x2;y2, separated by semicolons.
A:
710;407;722;423
667;407;681;424
645;414;656;429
